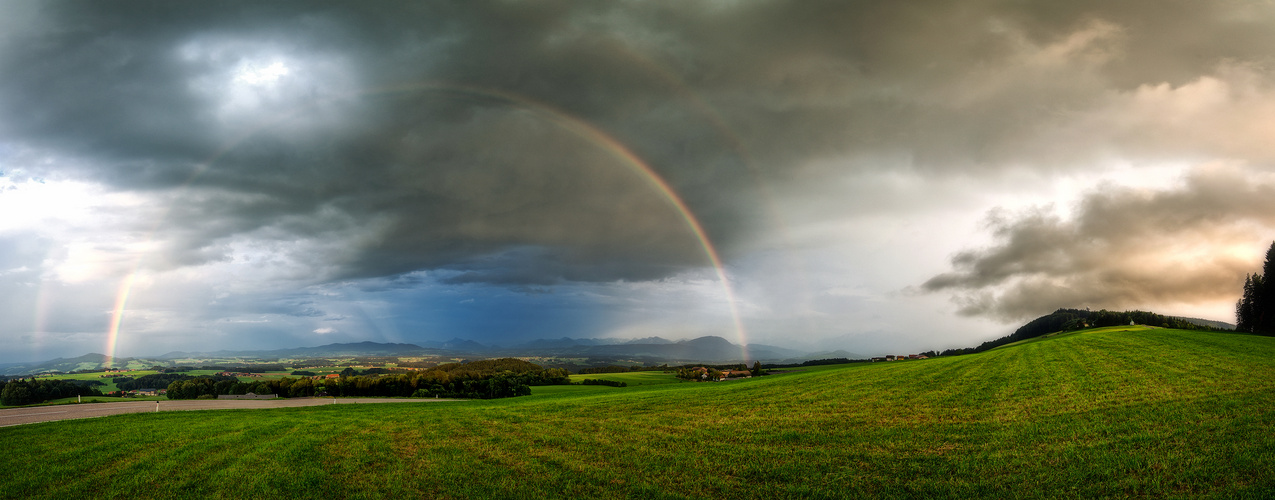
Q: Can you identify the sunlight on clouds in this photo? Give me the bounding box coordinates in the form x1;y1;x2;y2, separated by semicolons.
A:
0;176;114;231
1074;63;1275;162
177;38;359;132
233;61;290;85
0;176;156;283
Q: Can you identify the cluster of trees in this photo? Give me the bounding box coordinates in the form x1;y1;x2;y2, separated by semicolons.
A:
401;359;570;398
163;375;246;399
674;361;766;381
675;366;719;381
1237;242;1275;336
0;379;103;406
166;358;570;400
409;375;532;399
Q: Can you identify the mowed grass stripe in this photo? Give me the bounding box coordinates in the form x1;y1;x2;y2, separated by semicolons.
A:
2;327;1273;498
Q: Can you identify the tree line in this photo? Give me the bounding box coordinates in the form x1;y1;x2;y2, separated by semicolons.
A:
0;379;103;406
1236;241;1275;336
113;373;204;391
165;358;570;400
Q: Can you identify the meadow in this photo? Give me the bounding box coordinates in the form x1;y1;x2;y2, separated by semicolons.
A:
1;326;1272;499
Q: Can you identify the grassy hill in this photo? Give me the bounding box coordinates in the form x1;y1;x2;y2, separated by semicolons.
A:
2;326;1273;498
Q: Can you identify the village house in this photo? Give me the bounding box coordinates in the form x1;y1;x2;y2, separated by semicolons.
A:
216;371;262;378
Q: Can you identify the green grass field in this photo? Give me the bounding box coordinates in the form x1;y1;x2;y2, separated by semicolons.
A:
569;371;684;386
2;326;1273;499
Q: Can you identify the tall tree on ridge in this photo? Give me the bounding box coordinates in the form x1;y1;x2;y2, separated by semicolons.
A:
1237;241;1275;336
1259;242;1275;334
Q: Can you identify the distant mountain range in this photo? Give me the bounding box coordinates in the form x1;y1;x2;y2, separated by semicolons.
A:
0;336;862;377
158;341;449;360
0;353;135;377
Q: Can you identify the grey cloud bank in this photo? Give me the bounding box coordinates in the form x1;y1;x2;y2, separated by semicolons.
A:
1;0;1273;362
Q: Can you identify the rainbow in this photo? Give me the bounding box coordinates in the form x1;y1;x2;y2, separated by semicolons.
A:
377;83;750;359
104;271;136;366
104;82;752;362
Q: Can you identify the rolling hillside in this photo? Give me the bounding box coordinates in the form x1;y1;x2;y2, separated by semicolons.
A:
2;326;1272;498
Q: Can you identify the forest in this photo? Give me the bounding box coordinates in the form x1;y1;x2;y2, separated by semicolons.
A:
0;379;102;406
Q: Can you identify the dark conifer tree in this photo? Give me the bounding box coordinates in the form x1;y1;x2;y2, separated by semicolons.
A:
1259;242;1275;334
1237;241;1275;336
1237;274;1256;333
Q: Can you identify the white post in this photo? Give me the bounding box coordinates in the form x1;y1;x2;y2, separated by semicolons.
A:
78;395;81;403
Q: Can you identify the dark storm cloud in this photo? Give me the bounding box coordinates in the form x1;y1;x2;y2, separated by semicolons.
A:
923;165;1275;320
5;1;1275;286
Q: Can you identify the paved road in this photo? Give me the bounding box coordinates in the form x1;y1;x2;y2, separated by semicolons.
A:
0;398;455;427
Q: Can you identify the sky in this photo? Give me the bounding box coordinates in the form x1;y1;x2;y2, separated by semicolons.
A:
3;0;1275;363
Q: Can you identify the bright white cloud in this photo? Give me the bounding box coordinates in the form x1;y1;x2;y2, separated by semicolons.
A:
233;61;290;85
